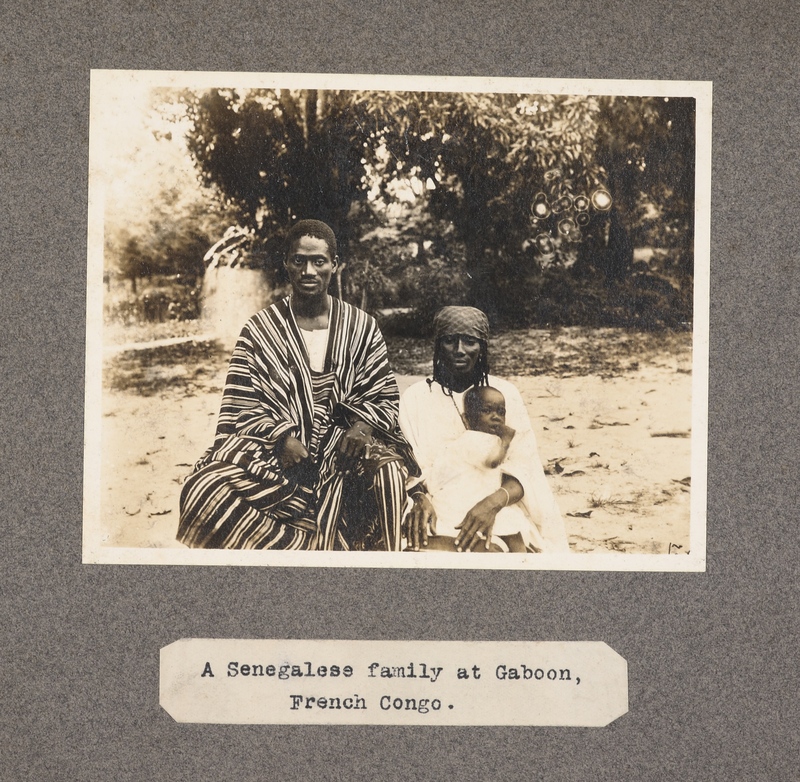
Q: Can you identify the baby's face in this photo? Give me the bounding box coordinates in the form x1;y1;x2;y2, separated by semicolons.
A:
468;388;506;434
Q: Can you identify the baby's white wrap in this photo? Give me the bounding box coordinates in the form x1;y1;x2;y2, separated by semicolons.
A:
428;430;529;539
399;376;569;552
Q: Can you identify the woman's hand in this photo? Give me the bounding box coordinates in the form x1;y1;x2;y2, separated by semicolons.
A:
454;476;524;552
454;494;503;551
405;493;436;551
277;435;309;470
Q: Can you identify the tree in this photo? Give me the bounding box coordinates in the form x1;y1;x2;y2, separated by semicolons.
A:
103;96;238;291
361;92;613;319
169;88;695;323
369;92;696;316
112;234;147;293
105;182;236;291
590;95;696;282
175;88;386;261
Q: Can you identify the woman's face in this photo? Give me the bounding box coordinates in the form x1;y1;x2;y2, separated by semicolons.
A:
438;334;482;377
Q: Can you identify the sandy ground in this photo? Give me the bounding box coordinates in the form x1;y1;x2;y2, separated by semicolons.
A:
96;359;692;555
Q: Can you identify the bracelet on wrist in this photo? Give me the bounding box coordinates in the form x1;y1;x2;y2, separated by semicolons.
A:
498;486;511;507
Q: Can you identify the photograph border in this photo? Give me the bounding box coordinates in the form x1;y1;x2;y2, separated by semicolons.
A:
83;69;711;572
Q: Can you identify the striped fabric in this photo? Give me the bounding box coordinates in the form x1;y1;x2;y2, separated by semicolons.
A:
178;296;414;551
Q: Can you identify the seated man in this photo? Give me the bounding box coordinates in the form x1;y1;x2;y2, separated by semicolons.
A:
178;219;415;551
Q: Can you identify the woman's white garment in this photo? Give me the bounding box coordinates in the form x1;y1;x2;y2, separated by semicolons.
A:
299;326;330;373
399;376;569;552
428;430;528;539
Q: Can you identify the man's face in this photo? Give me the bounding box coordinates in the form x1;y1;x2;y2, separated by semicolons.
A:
467;388;506;434
284;235;338;298
439;334;482;378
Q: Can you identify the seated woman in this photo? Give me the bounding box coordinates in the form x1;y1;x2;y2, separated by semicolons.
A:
399;306;568;554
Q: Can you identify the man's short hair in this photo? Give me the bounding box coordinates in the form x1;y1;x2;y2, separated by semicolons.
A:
286;219;338;258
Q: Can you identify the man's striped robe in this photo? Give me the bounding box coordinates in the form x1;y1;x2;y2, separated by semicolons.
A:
177;296;414;550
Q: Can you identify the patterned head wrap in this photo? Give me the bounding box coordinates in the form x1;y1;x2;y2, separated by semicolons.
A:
433;306;490;342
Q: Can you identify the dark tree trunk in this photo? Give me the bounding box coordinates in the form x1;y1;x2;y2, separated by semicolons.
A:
602;207;633;285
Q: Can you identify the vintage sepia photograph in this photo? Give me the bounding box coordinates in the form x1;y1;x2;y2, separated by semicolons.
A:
83;70;710;570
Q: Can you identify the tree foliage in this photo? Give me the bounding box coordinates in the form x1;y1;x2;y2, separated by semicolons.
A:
105;185;235;289
595;96;695;275
178;88;383;255
102;100;239;291
169;87;695;325
362;92;610;316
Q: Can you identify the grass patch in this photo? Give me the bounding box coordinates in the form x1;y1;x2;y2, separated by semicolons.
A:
104;339;229;396
104;324;693;397
589;492;635;510
387;326;692;378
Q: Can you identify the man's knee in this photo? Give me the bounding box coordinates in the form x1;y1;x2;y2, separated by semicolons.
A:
372;459;408;496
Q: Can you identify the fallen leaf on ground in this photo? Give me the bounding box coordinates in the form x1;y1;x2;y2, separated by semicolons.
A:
567;510;593;518
562;470;586;477
651;431;691;438
672;477;691;486
149;509;172;516
593;419;630;427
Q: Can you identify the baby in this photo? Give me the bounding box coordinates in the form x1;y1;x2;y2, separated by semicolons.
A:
425;386;528;552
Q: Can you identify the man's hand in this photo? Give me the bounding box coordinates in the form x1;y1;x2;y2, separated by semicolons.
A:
405;493;436;551
277;435;309;470
338;421;374;472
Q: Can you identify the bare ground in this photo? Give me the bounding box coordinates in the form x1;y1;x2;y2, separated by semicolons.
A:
97;326;693;554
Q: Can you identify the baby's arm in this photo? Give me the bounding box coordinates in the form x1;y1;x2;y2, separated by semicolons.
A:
498;423;516;451
488;424;516;467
